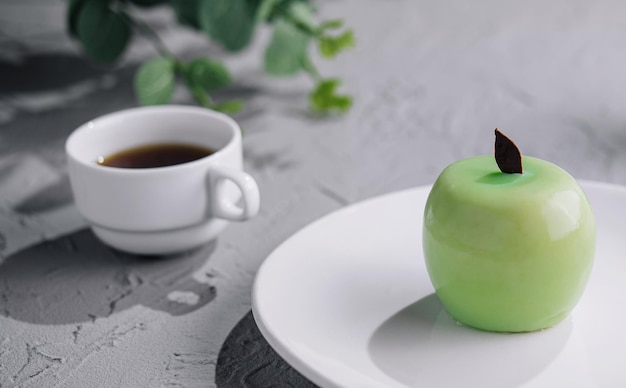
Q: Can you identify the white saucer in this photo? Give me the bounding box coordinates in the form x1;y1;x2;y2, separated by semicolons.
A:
91;218;228;255
252;181;626;388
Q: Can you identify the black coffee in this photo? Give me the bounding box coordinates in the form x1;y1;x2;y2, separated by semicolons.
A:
98;143;215;168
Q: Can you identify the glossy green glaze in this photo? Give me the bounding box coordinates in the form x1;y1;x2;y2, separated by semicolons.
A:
423;156;596;332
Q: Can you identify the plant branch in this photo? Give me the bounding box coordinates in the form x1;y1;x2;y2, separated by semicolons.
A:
301;56;322;83
129;14;175;59
189;85;215;108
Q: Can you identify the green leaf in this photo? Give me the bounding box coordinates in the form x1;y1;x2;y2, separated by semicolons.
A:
199;0;259;52
256;0;286;22
214;100;244;114
319;29;355;59
286;1;316;34
264;19;310;76
134;57;176;105
257;0;312;23
76;0;131;63
184;58;231;91
309;79;352;114
171;0;201;29
67;0;88;38
319;19;343;31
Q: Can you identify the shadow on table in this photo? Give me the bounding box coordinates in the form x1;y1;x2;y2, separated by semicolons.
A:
0;53;108;95
216;310;317;388
0;229;217;325
368;294;572;387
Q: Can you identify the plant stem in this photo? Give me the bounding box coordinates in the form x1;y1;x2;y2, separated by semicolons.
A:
190;85;215;109
283;7;318;36
126;12;220;110
301;56;322;83
130;14;175;58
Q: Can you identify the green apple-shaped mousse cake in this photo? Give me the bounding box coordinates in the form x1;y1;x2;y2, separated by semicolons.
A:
423;129;595;332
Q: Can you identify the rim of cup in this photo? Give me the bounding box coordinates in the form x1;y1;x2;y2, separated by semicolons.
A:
65;105;241;175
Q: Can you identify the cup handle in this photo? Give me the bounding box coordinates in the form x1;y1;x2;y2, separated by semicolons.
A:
207;167;260;221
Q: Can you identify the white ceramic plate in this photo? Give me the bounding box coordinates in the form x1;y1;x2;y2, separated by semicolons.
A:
252;181;626;388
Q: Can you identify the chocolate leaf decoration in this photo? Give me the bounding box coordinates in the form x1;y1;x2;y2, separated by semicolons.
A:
494;128;523;174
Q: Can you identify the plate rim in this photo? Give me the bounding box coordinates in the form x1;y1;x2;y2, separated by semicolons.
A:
251;179;624;388
252;185;431;388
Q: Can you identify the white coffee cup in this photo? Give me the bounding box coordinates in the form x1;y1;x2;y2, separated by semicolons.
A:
66;105;260;255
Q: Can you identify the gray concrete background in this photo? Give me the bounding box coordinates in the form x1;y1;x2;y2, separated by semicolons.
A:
1;0;626;386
